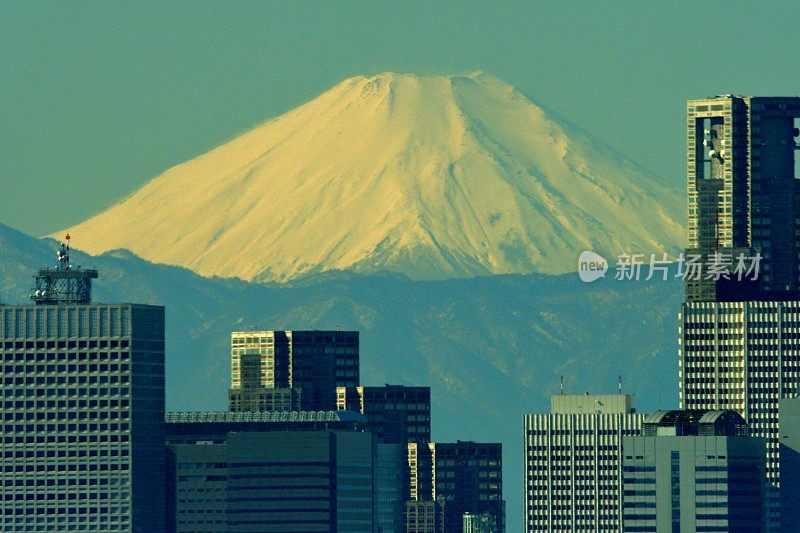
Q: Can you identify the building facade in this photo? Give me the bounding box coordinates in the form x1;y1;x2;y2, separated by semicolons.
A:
685;95;800;300
679;299;800;527
524;394;643;532
779;396;800;533
405;498;446;533
165;411;374;532
229;330;359;412
681;94;800;531
408;441;504;533
0;301;166;532
462;512;499;533
621;410;765;533
336;384;431;444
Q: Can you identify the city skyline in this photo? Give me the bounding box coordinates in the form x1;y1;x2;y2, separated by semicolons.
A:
2;4;798;532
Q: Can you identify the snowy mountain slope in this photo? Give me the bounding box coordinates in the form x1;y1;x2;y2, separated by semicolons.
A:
59;72;684;282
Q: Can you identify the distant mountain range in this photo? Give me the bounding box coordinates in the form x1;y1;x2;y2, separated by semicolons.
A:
59;72;684;283
2;222;682;531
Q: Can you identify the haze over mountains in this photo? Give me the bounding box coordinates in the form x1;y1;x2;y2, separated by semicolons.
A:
1;221;681;533
60;72;684;283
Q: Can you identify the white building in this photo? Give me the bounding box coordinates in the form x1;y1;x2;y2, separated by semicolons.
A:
523;394;643;532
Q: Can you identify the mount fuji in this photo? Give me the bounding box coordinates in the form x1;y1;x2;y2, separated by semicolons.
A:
59;72;684;282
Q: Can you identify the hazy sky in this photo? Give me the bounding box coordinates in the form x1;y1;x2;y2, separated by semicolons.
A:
2;1;798;236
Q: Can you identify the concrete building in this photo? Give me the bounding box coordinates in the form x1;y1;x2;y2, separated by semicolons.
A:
0;263;166;531
336;384;431;444
779;396;800;533
621;409;765;533
523;394;643;532
680;95;800;530
165;411;374;532
679;299;800;527
229;330;359;412
408;441;504;533
684;95;800;300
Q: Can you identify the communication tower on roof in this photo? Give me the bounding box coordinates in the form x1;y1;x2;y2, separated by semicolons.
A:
30;234;98;305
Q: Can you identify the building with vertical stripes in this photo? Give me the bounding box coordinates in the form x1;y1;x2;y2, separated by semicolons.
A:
524;394;642;532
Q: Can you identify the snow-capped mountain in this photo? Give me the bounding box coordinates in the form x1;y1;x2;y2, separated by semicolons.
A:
60;72;684;282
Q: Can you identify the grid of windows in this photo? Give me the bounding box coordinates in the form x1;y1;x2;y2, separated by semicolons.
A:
0;303;165;532
524;397;643;533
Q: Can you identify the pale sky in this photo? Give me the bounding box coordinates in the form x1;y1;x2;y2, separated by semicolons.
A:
2;1;798;236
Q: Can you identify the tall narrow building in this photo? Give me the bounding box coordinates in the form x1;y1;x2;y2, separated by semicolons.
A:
0;240;166;531
679;95;800;531
229;330;359;412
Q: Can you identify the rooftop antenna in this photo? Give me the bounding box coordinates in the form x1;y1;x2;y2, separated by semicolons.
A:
618;375;622;395
30;233;98;305
559;375;564;395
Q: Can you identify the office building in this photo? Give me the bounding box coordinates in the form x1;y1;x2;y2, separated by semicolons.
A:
229;330;359;412
165;411;374;532
408;441;503;533
524;394;643;532
622;409;765;532
681;95;800;530
0;256;166;531
685;95;800;300
779;396;800;533
405;498;446;533
337;384;431;444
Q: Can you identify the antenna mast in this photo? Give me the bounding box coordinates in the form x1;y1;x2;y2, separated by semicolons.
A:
30;234;98;305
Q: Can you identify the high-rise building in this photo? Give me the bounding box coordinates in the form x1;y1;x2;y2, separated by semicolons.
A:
778;396;800;533
229;330;359;412
165;410;374;532
680;94;800;532
408;441;504;533
523;394;643;533
685;95;800;300
336;384;431;444
0;254;166;531
621;409;765;533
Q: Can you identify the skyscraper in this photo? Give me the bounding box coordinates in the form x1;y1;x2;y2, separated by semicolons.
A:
229;330;359;412
0;250;166;531
680;95;800;531
685;96;800;300
523;394;643;533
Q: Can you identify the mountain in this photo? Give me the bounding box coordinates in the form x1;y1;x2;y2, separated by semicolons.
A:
59;72;684;282
2;223;682;531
